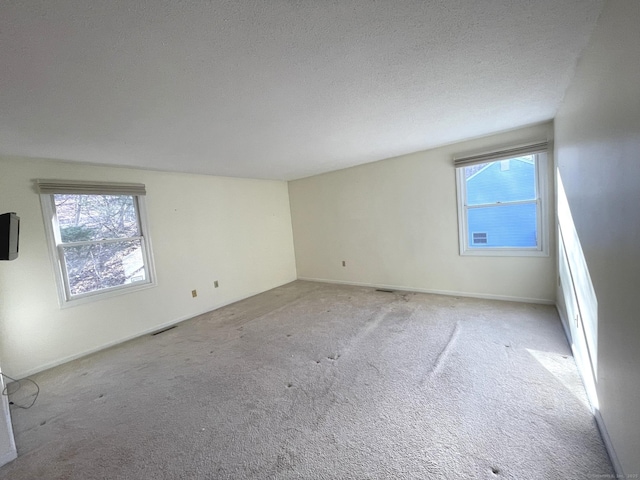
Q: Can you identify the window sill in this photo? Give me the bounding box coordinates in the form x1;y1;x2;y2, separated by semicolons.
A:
460;248;549;257
59;280;157;309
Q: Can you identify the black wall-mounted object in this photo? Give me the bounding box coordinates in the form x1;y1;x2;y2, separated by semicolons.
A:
0;212;20;261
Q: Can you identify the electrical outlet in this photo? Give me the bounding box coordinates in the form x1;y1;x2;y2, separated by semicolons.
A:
191;290;197;298
214;280;219;288
342;261;346;267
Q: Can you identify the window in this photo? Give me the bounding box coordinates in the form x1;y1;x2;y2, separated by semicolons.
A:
454;142;549;256
38;180;155;306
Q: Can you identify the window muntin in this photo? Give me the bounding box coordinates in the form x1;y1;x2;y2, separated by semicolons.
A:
456;152;547;256
42;191;155;305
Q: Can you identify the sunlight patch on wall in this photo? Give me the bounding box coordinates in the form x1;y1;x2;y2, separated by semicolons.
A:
556;170;599;411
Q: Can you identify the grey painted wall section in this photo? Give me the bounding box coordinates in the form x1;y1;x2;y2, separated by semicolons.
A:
554;1;640;475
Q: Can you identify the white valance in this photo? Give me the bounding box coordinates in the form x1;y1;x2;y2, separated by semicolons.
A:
453;141;549;168
36;180;146;196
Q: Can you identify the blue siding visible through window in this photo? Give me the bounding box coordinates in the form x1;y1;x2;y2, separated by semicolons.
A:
468;204;537;247
466;157;535;204
464;156;537;248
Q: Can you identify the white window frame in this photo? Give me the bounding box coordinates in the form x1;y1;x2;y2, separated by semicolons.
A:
454;144;549;257
38;181;157;307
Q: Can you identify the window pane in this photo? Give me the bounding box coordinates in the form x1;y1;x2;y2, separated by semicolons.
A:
465;155;536;205
54;194;140;242
62;239;147;296
468;203;537;248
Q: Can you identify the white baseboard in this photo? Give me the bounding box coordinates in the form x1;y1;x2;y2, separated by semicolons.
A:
13;311;213;379
298;277;555;305
12;280;296;379
593;408;625;478
0;449;17;468
555;304;624;479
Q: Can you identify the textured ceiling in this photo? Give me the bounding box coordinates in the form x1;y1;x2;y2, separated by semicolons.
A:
0;1;604;180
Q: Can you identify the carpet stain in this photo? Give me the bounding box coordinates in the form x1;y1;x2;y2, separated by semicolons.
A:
275;448;296;472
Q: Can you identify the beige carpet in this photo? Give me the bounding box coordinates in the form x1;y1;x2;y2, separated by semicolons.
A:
1;281;613;479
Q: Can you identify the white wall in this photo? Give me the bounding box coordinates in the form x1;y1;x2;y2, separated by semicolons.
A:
554;1;640;476
0;157;297;378
289;123;556;303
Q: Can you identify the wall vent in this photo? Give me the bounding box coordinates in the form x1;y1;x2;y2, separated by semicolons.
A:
472;232;488;245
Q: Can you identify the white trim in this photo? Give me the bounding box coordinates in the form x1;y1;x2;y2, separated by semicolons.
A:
458;247;547;257
11;305;219;378
39;193;157;308
137;195;157;290
555;304;623;479
556;302;599;409
467;198;537;209
58;282;157;309
298;277;555;305
556;301;572;347
455;152;549;257
593;409;625;479
59;235;144;248
13;312;204;378
0;450;17;468
9;281;296;379
0;373;17;468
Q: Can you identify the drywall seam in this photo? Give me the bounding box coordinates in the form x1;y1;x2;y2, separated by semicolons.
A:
298;277;555;305
555;304;623;478
12;281;295;379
